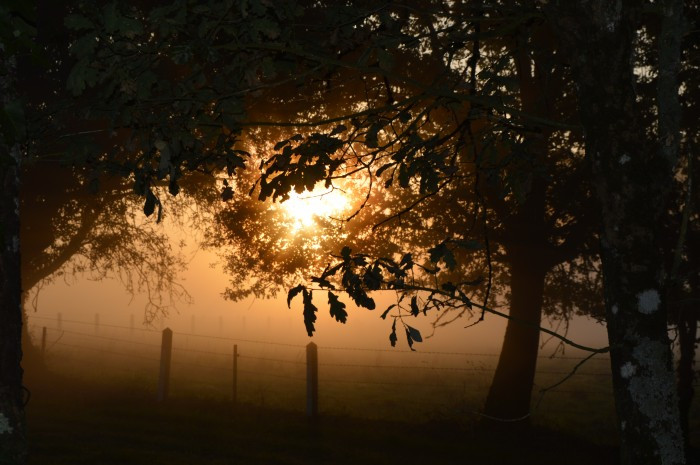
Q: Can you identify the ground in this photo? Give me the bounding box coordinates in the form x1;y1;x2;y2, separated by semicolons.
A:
25;372;622;465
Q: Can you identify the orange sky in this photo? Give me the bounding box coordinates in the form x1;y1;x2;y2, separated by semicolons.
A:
26;235;609;357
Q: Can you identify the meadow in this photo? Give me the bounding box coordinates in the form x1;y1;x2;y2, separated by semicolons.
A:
22;317;699;464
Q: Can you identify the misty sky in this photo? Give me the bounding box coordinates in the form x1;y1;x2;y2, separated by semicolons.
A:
26;213;609;357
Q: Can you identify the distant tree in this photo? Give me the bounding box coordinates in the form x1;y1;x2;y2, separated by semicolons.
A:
0;0;263;460
19;163;191;369
14;2;200;370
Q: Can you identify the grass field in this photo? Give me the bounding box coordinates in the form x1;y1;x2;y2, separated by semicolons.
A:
26;372;620;465
22;323;699;464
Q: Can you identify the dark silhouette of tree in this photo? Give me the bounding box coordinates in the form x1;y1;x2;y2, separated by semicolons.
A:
19;162;191;370
1;3;32;462
545;1;687;463
13;2;203;372
0;1;694;464
232;2;690;462
664;2;700;449
221;3;602;427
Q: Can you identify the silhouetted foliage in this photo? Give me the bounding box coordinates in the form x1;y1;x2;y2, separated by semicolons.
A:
0;2;697;465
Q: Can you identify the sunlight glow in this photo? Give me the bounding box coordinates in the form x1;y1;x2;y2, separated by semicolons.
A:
279;187;351;232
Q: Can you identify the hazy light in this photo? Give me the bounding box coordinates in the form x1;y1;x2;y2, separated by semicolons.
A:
279;187;351;232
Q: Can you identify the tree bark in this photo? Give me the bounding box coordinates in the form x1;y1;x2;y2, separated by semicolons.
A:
676;306;697;452
550;1;686;463
483;249;547;424
0;48;28;464
481;28;560;425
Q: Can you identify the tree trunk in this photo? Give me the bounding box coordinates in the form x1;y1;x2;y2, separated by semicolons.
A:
483;251;546;424
676;306;697;452
0;49;28;465
550;1;687;463
20;296;46;376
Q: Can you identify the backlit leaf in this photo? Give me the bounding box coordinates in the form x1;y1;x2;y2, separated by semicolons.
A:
328;291;348;323
287;284;304;308
410;296;419;317
302;290;318;336
380;304;396;320
407;325;422;343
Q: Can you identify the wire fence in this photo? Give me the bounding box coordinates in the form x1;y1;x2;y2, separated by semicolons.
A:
25;313;700;445
26;314;626;422
28;314;612;361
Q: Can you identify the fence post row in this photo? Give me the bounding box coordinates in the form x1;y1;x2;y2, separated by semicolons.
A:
306;342;318;419
41;326;47;356
232;344;239;406
157;327;173;402
25;317;618;420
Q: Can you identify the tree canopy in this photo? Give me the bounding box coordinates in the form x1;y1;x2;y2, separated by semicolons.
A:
1;1;697;465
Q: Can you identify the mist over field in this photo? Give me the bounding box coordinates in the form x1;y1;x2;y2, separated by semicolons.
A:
27;235;610;356
3;1;700;465
17;160;698;465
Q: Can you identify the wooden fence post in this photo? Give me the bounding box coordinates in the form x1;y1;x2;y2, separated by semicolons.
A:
232;344;239;406
306;342;318;419
157;327;173;402
41;327;47;356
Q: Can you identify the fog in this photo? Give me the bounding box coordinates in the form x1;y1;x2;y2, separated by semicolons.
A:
26;226;609;357
20;202;695;463
24;237;614;424
23;216;617;425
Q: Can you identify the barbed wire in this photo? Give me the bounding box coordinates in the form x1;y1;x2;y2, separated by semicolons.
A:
171;331;308;348
238;354;306;365
41;326;612;377
52;329;162;348
54;341;160;362
29;316;609;361
43;337;636;403
30;315;161;333
172;346;234;356
237;369;306;381
34;318;696;431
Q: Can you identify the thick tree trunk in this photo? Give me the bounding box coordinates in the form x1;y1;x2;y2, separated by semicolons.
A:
483;251;546;424
0;53;27;464
550;1;686;463
481;24;571;426
603;267;685;465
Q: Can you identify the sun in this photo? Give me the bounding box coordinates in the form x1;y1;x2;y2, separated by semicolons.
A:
279;187;351;232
